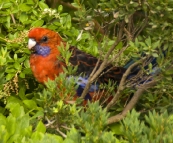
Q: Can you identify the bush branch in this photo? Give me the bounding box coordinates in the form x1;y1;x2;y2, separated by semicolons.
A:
107;80;157;124
106;57;146;110
56;127;67;138
80;22;125;99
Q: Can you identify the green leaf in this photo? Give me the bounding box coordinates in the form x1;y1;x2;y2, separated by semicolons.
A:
108;40;115;46
3;2;13;8
38;1;49;9
0;125;9;143
36;121;46;133
30;110;44;120
152;40;160;49
164;69;173;75
24;59;30;68
6;96;23;108
23;100;38;110
9;103;25;118
19;4;31;12
0;107;6;114
19;72;25;78
31;131;44;141
18;84;27;100
31;20;44;27
27;0;35;4
101;132;117;143
65;15;71;29
6;116;16;136
18;56;26;63
6;73;15;80
109;123;123;135
14;62;21;70
23;68;32;74
6;16;10;28
17;114;30;135
152;53;159;57
0;57;7;65
40;134;63;142
19;13;28;23
145;37;151;46
64;128;81;143
0;114;6;126
58;5;63;12
5;68;16;73
116;42;123;49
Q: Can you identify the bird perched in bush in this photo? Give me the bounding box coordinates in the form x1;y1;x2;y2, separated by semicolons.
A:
28;27;126;102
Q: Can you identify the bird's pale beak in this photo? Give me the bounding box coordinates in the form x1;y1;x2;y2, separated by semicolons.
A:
28;38;36;50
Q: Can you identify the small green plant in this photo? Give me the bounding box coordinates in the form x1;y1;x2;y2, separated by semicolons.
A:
0;102;63;143
121;109;173;143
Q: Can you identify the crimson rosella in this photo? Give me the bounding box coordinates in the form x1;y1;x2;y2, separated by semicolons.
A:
28;28;126;102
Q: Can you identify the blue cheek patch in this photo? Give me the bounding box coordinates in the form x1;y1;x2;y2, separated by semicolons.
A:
34;44;50;56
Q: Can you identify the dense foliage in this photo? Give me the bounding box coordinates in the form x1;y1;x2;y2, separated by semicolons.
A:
0;0;173;142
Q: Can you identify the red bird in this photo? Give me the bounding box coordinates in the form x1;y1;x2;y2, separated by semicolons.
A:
28;28;125;102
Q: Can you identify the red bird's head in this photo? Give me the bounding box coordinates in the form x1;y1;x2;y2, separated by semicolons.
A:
28;27;62;56
28;28;65;83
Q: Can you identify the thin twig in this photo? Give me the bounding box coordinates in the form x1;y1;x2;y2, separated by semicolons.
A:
45;116;56;127
56;127;67;138
134;16;148;39
10;14;16;24
61;125;71;130
124;27;133;41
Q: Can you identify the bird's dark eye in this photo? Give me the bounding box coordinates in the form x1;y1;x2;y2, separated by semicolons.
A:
41;36;48;42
